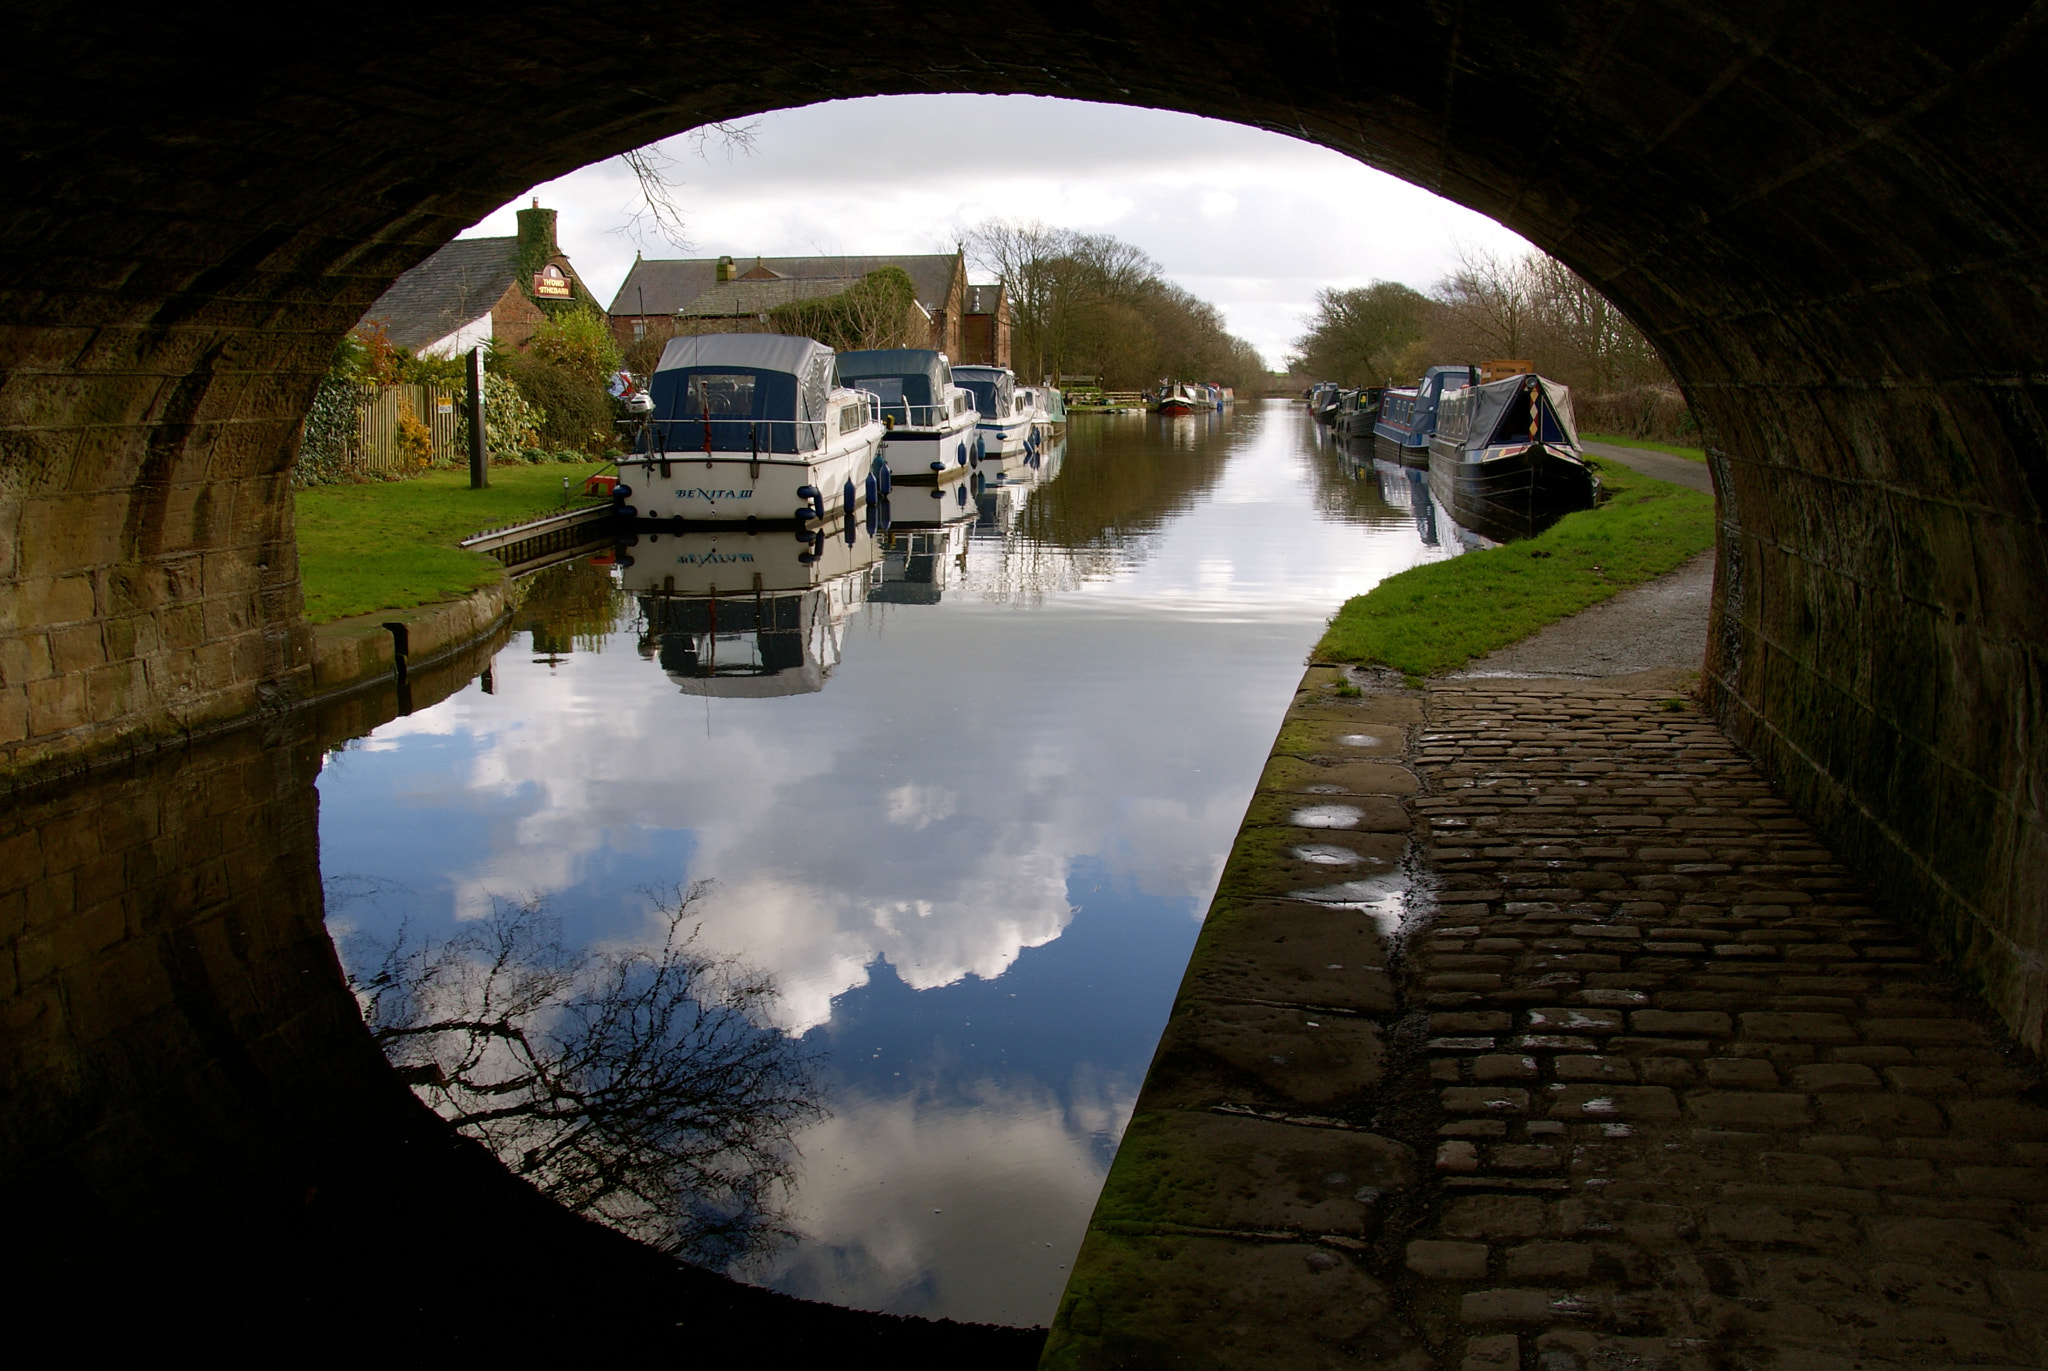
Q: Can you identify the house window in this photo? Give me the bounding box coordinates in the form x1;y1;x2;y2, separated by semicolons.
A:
633;318;647;341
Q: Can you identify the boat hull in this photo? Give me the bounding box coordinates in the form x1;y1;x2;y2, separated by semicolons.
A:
1376;431;1429;469
1154;399;1201;416
978;413;1034;458
619;432;884;524
1427;438;1597;544
879;412;980;482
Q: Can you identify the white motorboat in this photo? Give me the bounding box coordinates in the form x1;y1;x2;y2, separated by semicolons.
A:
952;364;1038;459
835;348;981;488
621;521;883;697
620;333;887;527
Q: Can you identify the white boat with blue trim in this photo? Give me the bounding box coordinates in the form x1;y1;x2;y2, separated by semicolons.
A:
835;347;981;487
618;333;887;527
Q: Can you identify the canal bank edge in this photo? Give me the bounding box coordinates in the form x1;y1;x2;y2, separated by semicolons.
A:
0;574;519;801
1042;664;1442;1369
306;574;514;702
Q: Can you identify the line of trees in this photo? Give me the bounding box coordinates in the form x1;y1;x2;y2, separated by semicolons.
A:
1291;246;1691;439
964;221;1268;393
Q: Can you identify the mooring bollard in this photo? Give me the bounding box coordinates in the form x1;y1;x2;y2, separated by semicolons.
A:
382;621;410;683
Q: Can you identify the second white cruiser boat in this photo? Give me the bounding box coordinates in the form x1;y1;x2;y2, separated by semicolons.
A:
952;364;1037;459
835;347;981;485
621;333;887;526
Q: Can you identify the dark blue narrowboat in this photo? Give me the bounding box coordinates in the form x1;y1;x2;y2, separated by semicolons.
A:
1373;364;1478;469
1426;371;1598;543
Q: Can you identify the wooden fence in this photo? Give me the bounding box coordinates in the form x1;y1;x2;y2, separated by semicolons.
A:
356;383;461;472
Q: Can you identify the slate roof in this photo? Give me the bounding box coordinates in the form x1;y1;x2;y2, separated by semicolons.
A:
677;277;860;317
611;253;962;318
360;237;518;352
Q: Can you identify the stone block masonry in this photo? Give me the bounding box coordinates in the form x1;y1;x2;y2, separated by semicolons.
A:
1045;669;2047;1370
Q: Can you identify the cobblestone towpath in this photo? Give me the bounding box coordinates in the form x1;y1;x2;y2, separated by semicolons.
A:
1042;668;2048;1371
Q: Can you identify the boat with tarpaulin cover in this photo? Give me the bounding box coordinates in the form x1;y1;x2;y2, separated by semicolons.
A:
620;333;887;528
952;364;1037;459
1427;371;1598;543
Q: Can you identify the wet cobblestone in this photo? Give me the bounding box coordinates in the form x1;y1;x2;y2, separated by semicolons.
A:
1408;679;2048;1371
1048;668;2048;1370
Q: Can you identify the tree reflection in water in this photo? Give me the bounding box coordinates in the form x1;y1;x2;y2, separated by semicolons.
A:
336;883;825;1268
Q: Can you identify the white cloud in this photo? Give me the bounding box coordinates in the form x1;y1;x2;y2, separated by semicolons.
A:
456;94;1532;365
760;1072;1137;1325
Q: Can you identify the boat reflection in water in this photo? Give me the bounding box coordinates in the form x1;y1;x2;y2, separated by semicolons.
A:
627;519;884;697
975;435;1066;537
1362;455;1440;548
874;496;977;606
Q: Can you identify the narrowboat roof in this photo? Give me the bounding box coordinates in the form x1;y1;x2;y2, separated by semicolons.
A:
654;332;835;380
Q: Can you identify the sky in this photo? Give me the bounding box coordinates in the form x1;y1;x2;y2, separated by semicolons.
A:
457;95;1534;370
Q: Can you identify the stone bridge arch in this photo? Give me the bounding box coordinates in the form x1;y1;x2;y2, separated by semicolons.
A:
3;3;2043;1047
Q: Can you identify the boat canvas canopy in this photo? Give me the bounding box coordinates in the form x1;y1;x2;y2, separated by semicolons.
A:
951;365;1014;421
1453;373;1580;450
649;333;836;454
836;348;954;425
835;349;950;408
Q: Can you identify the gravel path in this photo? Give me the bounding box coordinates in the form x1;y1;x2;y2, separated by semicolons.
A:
1582;439;1714;494
1454;550;1714;681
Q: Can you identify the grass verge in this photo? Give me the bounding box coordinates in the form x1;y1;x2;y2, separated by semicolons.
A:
296;464;610;623
1314;460;1715;676
1580;432;1708;463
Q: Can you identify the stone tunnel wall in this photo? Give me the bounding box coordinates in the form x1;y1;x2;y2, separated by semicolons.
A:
0;3;2042;1048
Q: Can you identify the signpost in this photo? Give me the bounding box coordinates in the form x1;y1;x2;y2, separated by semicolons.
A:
466;345;488;489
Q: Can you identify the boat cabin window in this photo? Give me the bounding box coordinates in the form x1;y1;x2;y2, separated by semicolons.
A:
838;401;870;435
838;371;935;425
689;372;756;416
861;377;906;408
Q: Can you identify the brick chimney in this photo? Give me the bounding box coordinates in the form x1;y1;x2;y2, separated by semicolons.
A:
516;197;559;260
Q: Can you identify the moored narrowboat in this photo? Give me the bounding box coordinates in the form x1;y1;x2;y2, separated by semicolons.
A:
1373;364;1477;469
1426;371;1598;543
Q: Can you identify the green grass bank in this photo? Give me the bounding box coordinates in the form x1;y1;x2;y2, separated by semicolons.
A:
296;464;609;623
1315;461;1715;677
1580;432;1708;462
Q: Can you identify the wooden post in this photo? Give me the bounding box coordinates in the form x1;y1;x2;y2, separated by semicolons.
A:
467;345;488;489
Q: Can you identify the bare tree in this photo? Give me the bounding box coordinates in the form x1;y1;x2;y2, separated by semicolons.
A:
341;882;824;1268
1432;243;1539;360
615;121;760;250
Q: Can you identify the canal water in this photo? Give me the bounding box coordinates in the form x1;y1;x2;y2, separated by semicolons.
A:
314;401;1451;1327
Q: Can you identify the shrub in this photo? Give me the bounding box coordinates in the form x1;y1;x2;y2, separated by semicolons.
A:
495;349;616;454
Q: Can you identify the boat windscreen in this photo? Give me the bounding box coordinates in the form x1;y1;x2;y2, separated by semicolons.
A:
957;377;1000;417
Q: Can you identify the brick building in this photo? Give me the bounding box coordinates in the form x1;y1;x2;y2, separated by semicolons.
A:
357;201;595;356
959;282;1011;368
609;251;1003;364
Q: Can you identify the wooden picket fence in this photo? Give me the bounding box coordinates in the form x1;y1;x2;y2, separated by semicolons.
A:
357;383;461;471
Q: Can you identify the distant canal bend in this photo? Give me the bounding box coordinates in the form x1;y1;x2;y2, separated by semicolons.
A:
317;400;1454;1327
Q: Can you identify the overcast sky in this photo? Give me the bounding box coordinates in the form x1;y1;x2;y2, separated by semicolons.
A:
459;95;1533;370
